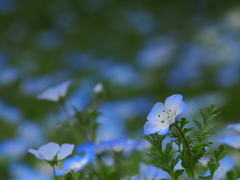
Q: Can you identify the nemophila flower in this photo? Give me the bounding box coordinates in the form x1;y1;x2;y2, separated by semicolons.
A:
144;94;187;135
28;142;74;165
218;136;240;149
227;123;240;132
131;163;169;180
55;151;94;176
108;138;138;155
37;79;71;102
76;141;108;154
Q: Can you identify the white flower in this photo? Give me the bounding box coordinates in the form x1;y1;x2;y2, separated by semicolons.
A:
37;80;71;102
93;82;103;93
28;142;74;162
144;94;187;135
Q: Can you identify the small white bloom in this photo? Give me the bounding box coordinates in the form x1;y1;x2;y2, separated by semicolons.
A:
144;94;187;135
93;82;103;93
37;80;71;102
28;142;74;162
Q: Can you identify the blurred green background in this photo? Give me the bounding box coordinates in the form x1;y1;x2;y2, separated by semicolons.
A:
1;0;240;179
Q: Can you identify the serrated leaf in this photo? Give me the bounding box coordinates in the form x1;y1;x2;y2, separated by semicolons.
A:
174;169;184;178
170;158;179;170
193;119;203;130
155;164;169;173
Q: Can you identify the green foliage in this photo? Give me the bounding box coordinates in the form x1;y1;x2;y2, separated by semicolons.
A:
147;104;227;180
54;170;81;180
141;134;184;180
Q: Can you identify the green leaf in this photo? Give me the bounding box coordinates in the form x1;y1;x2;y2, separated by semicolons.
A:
174;169;184;178
193;119;203;130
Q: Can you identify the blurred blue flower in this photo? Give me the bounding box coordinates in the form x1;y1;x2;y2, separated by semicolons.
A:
37;80;71;102
9;162;51;180
124;11;157;35
107;138;137;156
0;67;20;86
228;123;240;132
0;100;22;123
36;30;62;50
55;152;94;176
215;65;240;87
97;61;140;87
131;163;169;180
0;137;29;159
0;0;16;13
144;94;187;135
28;142;74;162
219;136;240;149
136;37;175;69
17;120;45;146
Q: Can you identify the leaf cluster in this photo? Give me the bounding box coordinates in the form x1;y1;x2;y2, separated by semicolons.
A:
141;134;184;180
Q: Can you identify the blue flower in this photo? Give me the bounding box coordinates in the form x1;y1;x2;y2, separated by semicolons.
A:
107;138;138;155
219;136;240;149
28;142;74;163
131;163;170;180
227;123;240;132
55;152;94;176
144;94;187;135
37;80;71;102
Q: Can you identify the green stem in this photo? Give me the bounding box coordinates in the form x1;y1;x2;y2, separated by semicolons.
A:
52;164;56;180
173;124;195;179
114;153;121;180
59;101;81;144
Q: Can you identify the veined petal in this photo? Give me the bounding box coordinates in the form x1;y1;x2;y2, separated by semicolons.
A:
164;94;186;116
57;144;74;160
147;102;165;122
38;142;60;161
144;121;169;135
28;149;44;160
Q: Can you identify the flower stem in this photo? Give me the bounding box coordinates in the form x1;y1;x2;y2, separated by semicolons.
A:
52;164;56;180
59;101;81;144
114;153;121;180
173;123;195;179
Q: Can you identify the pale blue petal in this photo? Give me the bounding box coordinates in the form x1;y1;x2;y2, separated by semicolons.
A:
219;136;240;149
37;87;60;102
147;102;165;122
57;144;74;160
157;126;169;135
213;156;233;180
37;80;71;102
227;123;240;132
144;121;169;135
28;149;44;160
38;142;60;161
164;94;187;116
176;102;187;114
59;80;71;97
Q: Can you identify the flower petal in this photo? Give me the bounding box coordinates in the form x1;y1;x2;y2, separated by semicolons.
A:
57;143;74;160
147;102;165;122
37;87;60;102
219;136;240;149
59;80;71;97
144;121;169;135
157;126;170;135
227;123;240;132
38;142;60;161
164;94;186;115
28;149;44;160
